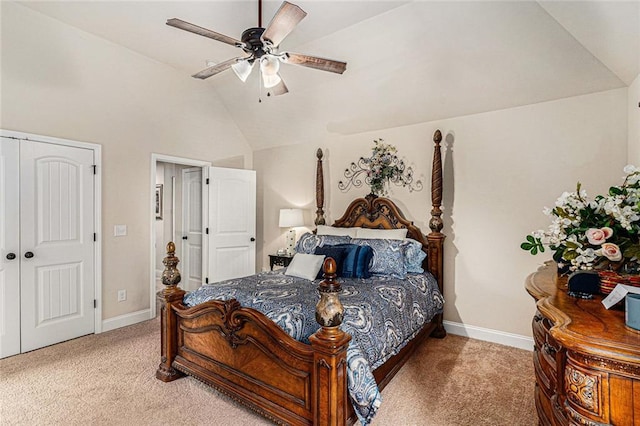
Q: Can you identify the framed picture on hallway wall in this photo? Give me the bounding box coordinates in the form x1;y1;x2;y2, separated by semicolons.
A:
155;184;163;220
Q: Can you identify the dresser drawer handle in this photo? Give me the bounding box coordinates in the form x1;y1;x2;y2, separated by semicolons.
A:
543;342;557;356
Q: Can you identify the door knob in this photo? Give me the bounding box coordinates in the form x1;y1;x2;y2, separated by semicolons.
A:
250;237;256;242
6;253;16;260
24;251;34;259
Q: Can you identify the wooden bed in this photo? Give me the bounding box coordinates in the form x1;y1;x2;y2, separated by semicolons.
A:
156;129;446;425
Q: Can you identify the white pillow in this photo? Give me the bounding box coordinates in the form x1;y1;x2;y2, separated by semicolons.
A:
316;225;358;238
285;253;326;281
356;227;408;240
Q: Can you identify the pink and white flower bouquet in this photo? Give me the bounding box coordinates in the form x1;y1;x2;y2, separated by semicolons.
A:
521;165;640;273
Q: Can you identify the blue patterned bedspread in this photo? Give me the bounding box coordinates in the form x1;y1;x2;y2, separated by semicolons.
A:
183;271;444;425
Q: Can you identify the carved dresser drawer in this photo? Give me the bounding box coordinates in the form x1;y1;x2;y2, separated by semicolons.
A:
532;312;559;398
526;263;640;426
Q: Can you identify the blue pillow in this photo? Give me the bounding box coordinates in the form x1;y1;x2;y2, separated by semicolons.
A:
295;233;351;254
313;246;348;279
402;238;427;273
333;244;373;279
352;238;406;278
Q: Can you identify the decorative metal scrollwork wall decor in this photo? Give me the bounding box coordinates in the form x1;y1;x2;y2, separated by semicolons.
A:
338;139;422;196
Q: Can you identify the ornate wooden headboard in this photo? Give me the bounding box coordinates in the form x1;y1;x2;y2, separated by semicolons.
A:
313;130;445;293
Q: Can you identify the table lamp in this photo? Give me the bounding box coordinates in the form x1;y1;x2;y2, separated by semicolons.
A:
279;208;304;255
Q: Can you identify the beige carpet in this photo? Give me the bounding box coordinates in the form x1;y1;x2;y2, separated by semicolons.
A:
0;319;536;425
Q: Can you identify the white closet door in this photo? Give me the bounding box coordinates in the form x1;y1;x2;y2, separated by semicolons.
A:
207;167;256;283
0;138;21;358
181;167;203;291
20;140;95;352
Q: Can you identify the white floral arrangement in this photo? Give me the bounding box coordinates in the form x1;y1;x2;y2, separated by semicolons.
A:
521;165;640;273
364;140;402;196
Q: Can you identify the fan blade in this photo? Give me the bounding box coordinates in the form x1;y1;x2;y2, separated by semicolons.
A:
262;1;307;47
192;57;244;79
167;18;244;48
284;53;347;74
267;76;289;97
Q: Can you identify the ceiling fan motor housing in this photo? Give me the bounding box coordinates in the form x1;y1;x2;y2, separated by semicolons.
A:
241;27;271;58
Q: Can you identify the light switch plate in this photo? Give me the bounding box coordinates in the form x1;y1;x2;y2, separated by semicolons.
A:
114;225;127;237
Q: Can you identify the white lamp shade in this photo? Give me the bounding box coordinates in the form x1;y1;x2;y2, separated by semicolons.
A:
262;72;282;88
260;55;280;75
232;60;254;82
261;55;282;88
279;208;304;228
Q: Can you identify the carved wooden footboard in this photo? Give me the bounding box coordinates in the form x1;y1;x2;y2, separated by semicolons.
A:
158;248;350;425
156;130;446;425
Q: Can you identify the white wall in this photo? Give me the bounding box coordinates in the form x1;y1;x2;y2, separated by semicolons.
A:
629;74;640;166
254;88;628;338
1;3;252;320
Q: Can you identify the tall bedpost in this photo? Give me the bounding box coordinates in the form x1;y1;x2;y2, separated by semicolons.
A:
156;241;186;382
429;129;444;236
309;258;350;425
427;130;446;338
315;148;326;226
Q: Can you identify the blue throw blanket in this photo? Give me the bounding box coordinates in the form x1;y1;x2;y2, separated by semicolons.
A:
184;271;444;424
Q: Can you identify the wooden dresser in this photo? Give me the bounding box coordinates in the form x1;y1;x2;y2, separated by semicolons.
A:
526;262;640;425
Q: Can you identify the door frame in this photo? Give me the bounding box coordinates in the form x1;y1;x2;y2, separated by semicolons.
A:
0;129;103;333
150;154;210;318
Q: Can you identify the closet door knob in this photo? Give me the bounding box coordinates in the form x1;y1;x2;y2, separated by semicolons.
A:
24;251;34;259
250;237;256;242
6;253;16;260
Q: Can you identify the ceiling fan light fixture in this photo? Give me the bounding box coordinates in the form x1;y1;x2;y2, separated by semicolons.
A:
232;59;254;82
260;55;281;88
260;55;280;76
262;72;282;88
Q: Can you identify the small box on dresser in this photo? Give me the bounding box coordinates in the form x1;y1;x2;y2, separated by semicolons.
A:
526;262;640;426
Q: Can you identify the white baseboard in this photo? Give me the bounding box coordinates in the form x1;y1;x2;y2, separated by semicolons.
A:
443;320;534;351
101;308;153;333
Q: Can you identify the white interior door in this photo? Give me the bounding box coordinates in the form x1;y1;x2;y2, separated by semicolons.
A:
181;167;203;291
206;167;256;283
20;140;95;352
0;138;21;358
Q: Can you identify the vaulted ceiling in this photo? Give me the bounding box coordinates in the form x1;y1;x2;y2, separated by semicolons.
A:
19;1;640;151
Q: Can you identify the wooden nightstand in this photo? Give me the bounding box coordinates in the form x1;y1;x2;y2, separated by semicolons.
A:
269;254;294;271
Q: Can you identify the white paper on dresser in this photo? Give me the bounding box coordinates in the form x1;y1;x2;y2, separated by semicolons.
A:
601;284;640;309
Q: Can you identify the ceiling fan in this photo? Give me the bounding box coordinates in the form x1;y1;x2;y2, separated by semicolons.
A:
167;0;347;97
